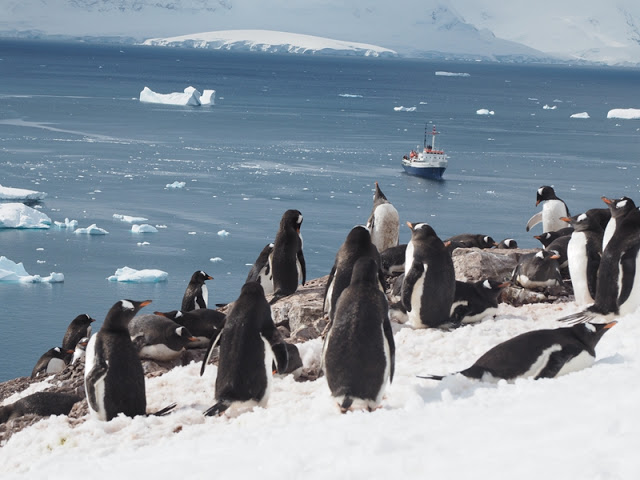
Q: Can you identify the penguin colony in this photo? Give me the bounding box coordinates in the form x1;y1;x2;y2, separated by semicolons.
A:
6;183;629;424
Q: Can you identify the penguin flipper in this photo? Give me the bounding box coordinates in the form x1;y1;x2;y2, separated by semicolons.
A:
416;374;446;381
196;295;207;310
526;212;542;232
401;262;424;312
534;346;581;379
297;249;307;286
200;330;223;376
323;264;337;313
204;401;230;417
149;403;177;417
85;360;108;411
383;316;395;383
557;310;595;325
618;246;639;306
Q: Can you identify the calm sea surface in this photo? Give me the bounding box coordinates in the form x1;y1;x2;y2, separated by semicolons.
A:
1;39;639;381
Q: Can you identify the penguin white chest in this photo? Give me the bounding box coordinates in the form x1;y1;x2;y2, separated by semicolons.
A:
408;263;428;329
84;335;108;421
542;200;567;233
567;232;593;306
200;284;209;309
556;350;595;377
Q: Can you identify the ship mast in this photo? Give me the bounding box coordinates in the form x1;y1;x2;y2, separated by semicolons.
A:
424;124;439;151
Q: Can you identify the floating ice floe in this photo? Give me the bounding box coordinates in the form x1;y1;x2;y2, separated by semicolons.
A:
210;257;223;263
74;224;109;235
114;213;149;223
166;181;186;189
0;203;51;229
217;230;230;237
0;185;47;201
338;93;363;98
570;112;590;119
607;108;640;120
54;218;78;229
139;86;215;106
0;256;64;283
477;109;495;116
435;71;470;77
393;106;416;112
107;266;168;283
131;224;158;233
137;242;150;246
543;104;557;110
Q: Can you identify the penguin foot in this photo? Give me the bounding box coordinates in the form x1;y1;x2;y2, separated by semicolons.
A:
416;374;446;381
149;402;177;417
203;401;229;417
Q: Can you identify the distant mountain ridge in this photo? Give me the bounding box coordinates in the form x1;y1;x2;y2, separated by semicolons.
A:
1;0;639;65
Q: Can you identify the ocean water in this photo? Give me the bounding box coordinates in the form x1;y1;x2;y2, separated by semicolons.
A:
1;39;639;381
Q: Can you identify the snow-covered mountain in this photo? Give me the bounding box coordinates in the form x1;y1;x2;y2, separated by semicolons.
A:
1;0;639;65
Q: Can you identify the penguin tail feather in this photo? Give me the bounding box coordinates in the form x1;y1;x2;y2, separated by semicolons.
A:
340;397;353;413
204;401;230;417
150;402;177;417
557;310;595;325
416;374;446;381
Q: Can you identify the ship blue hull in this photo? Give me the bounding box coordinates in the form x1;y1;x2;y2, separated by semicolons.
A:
402;164;446;180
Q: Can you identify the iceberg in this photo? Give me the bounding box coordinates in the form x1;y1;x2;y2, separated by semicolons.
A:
166;181;186;189
114;213;149;223
139;86;214;106
131;224;158;233
607;108;640;120
75;224;109;235
435;71;470;77
0;185;47;201
477;109;495;115
107;266;168;283
570;112;590;119
0;202;51;229
0;256;64;283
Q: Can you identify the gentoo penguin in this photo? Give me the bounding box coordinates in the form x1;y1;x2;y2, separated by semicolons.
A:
61;314;95;355
418;321;616;381
202;282;288;417
71;337;89;364
561;196;640;323
444;234;497;249
561;212;603;306
526;186;570;233
402;222;456;329
269;209;306;303
129;314;197;361
534;228;573;248
31;347;73;378
323;225;385;321
155;309;226;348
366;182;400;253
545;235;571;270
496;238;518;249
181;271;214;311
450;279;508;325
511;250;563;290
245;243;275;295
85;299;153;421
602;196;636;251
0;391;83;424
380;244;407;275
323;257;395;412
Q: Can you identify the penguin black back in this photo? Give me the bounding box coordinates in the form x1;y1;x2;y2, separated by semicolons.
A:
62;314;95;352
270;209;306;302
245;243;275;293
0;391;83;424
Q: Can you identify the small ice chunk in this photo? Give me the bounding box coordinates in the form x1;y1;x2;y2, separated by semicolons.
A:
166;181;186;189
570;112;590;119
137;242;151;246
477;109;495;115
542;104;557;110
75;224;109;235
114;213;149;223
200;89;216;105
54;218;79;229
131;224;158;233
435;71;470;77
210;257;223;263
107;266;168;283
217;230;230;237
139;86;201;106
0;203;51;229
393;106;416;112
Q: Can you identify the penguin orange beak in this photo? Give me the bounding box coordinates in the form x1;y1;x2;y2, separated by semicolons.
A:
602;196;613;205
534;235;542;240
140;300;152;307
207;275;213;280
406;221;414;229
604;321;617;329
550;254;561;260
188;337;198;342
536;199;541;206
154;311;167;317
444;240;452;247
66;349;75;354
497;281;510;288
560;217;571;223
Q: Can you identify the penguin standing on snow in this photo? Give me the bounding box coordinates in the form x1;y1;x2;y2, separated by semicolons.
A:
418;321;616;381
85;299;175;421
561;212;603;306
323;257;395;412
324;225;385;321
450;279;508;325
526;186;570;233
366;182;400;252
402;222;455;329
561;196;640;323
181;271;213;311
31;347;73;378
269;209;306;303
511;250;563;290
245;243;275;295
202;282;288;417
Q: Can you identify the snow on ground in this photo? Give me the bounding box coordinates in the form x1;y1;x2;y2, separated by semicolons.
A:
131;224;158;233
107;266;168;283
435;71;470;77
607;108;640;119
0;185;47;201
0;256;63;283
0;203;51;229
1;300;639;479
139;86;215;107
142;30;397;57
165;181;186;189
477;109;495;115
570;112;590;119
74;224;108;235
113;213;149;223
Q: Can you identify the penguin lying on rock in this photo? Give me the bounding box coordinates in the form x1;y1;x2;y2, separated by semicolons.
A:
418;322;616;382
31;346;74;379
155;309;226;348
511;250;563;290
450;279;508;325
129;314;198;361
0;391;83;424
